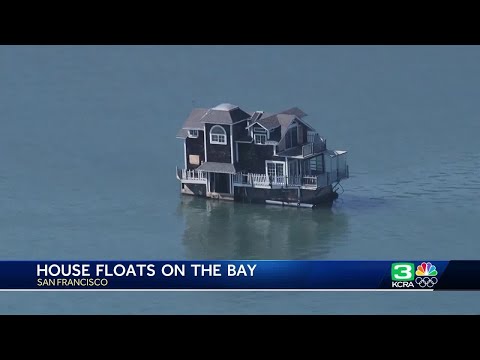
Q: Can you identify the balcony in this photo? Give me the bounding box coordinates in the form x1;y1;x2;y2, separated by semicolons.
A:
232;166;349;189
176;167;207;183
277;136;326;159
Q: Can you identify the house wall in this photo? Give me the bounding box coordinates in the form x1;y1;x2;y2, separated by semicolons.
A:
337;154;347;173
277;136;286;152
330;155;338;174
303;154;325;175
270;127;281;142
237;142;277;173
300;124;308;143
233;120;249;139
232;120;249;162
205;124;231;163
277;122;310;152
185;131;205;170
181;183;207;197
233;185;335;205
324;155;335;174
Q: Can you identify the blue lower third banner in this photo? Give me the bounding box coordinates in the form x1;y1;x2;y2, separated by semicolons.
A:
0;260;478;290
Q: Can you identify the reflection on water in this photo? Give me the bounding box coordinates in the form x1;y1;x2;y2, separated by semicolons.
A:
177;196;349;260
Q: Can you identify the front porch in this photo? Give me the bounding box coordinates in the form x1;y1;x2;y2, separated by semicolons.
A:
232;170;348;190
233;150;349;190
176;167;207;183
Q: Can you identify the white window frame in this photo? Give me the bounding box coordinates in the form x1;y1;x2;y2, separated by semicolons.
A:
265;160;285;180
209;125;227;145
254;127;268;145
254;133;267;145
188;129;199;138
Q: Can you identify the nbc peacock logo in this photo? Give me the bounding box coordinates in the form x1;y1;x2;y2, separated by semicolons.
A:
414;262;438;288
415;262;438;277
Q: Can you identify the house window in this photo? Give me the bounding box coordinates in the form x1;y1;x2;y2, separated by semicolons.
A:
210;125;227;145
254;133;266;144
254;127;267;145
306;156;324;175
188;130;199;138
266;161;285;181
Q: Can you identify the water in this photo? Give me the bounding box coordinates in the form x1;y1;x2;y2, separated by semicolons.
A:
1;45;479;314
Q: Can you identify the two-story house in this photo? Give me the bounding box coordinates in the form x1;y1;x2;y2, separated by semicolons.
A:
176;103;348;207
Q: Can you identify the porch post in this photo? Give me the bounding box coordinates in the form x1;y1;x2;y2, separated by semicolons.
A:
184;140;187;169
285;157;288;185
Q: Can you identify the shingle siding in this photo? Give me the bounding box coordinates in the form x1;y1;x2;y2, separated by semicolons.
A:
205;124;231;163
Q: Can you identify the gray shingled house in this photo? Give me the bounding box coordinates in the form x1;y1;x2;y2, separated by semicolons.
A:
176;103;349;207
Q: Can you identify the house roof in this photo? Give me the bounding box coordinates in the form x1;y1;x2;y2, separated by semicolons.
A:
176;128;189;139
196;162;237;174
182;108;209;130
324;150;348;157
246;107;311;130
177;104;251;137
256;114;284;130
177;104;313;141
200;106;251;124
212;103;238;111
280;107;308;118
252;113;313;136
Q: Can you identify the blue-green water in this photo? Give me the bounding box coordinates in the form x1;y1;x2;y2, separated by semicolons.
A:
1;45;479;314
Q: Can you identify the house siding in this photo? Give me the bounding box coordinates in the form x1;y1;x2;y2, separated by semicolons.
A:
205;123;231;163
234;185;335;205
185;131;205;170
277;137;286;152
237;143;277;173
302;124;308;143
232;120;249;163
270;127;281;142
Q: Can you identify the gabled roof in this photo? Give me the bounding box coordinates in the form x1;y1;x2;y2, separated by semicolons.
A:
246;106;311;130
177;104;251;137
182;108;209;130
176;128;189;139
257;114;285;130
324;150;348;157
177;104;313;141
245;113;292;131
279;107;308;118
200;104;251;124
247;113;314;136
212;103;237;111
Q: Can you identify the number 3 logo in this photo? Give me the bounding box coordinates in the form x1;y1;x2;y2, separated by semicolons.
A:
391;263;415;281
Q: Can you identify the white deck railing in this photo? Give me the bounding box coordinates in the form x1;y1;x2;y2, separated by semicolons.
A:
176;167;207;182
232;166;348;189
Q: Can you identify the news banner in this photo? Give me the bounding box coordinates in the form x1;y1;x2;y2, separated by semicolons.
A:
0;260;479;291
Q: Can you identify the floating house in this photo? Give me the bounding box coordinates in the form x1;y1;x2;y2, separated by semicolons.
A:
176;103;349;207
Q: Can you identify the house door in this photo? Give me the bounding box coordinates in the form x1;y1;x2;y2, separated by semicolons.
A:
266;161;285;183
210;173;229;193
